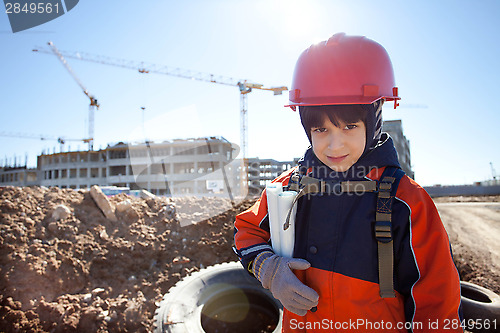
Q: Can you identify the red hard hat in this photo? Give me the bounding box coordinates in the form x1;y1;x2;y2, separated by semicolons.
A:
287;33;400;110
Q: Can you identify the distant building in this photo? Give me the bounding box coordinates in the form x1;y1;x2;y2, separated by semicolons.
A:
35;137;241;196
246;158;296;196
1;121;415;194
0;166;37;187
424;183;500;197
382;120;415;179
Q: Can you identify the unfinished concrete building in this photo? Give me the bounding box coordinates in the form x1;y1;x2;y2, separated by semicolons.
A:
382;120;414;179
36;137;241;196
0;166;38;187
246;158;296;196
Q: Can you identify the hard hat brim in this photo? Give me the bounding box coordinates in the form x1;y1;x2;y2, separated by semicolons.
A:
285;95;400;109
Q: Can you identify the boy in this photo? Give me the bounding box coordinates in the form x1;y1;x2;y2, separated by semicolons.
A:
234;33;463;332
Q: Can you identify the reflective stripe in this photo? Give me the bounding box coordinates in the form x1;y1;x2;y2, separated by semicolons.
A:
240;244;273;257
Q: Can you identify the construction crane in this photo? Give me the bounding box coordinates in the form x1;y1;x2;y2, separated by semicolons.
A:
0;131;90;150
33;42;100;151
490;162;497;181
32;45;287;160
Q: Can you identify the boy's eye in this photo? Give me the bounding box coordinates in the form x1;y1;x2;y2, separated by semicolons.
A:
344;124;358;130
312;127;327;133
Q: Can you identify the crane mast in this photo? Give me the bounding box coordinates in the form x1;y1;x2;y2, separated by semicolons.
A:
38;42;100;150
33;45;287;159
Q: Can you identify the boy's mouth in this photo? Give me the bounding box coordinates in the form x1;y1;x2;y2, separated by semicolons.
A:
327;154;348;163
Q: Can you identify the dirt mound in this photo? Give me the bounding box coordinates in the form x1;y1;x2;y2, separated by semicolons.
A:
0;187;498;332
0;186;254;332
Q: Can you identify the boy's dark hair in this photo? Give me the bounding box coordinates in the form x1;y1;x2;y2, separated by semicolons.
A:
299;105;368;142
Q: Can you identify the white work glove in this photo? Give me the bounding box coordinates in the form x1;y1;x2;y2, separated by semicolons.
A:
252;251;319;316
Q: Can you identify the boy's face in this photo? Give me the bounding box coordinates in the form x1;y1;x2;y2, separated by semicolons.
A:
311;115;366;172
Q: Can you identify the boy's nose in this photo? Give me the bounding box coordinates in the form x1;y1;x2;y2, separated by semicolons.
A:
327;132;344;150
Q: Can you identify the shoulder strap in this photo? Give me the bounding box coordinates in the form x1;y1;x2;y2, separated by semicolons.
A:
375;166;405;298
288;164;406;298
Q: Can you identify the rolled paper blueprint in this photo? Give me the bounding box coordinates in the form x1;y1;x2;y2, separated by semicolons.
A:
266;183;283;255
278;191;298;258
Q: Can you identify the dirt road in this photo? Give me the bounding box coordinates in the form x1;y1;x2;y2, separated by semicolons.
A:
437;201;500;293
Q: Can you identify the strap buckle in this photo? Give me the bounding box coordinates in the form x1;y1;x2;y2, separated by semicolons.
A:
375;221;392;243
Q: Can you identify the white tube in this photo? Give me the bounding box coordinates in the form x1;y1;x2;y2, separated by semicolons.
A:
277;191;297;258
266;183;283;255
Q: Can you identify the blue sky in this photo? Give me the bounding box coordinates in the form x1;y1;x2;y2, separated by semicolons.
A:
1;0;499;186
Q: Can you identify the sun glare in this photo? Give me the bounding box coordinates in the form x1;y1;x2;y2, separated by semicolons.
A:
259;0;352;47
262;0;325;40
